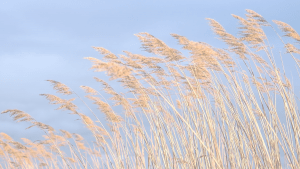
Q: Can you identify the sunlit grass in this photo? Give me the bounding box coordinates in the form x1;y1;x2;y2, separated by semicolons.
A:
1;9;300;169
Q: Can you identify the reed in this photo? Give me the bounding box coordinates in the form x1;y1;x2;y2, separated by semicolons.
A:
1;9;300;169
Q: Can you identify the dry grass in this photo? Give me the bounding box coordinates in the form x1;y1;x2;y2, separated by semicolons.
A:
2;9;300;168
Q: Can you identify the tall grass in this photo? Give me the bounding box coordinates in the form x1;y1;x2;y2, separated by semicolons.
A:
2;9;300;168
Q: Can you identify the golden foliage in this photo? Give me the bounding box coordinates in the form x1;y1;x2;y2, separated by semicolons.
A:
2;9;300;169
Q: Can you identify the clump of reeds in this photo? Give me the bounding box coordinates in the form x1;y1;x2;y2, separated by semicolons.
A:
1;9;300;169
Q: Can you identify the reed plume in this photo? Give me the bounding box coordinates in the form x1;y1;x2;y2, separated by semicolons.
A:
2;9;300;169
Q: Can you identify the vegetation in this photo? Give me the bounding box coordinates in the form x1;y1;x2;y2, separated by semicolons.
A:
1;9;300;168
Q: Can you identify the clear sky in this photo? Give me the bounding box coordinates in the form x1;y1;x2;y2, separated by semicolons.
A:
1;0;299;141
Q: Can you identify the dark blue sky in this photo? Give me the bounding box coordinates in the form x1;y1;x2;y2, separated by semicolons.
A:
1;0;299;141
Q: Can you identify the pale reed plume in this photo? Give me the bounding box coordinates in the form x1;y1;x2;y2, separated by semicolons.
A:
2;9;300;169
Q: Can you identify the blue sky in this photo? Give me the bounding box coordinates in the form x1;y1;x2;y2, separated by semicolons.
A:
1;0;299;141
